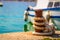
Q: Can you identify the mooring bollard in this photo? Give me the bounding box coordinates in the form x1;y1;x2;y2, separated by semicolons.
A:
33;10;55;35
33;10;46;33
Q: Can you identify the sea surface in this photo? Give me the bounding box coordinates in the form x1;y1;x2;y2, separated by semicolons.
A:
0;1;36;33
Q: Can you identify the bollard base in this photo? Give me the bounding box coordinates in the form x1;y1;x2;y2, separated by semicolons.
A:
32;31;54;36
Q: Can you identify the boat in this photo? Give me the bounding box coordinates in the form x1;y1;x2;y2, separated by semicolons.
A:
0;2;3;7
24;0;60;35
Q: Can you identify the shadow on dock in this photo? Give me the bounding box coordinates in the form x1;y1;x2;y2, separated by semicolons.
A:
51;34;60;38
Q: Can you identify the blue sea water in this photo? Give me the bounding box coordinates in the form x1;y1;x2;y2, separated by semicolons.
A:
0;1;36;33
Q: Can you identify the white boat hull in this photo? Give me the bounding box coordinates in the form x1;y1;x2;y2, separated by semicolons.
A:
50;11;60;30
25;11;60;30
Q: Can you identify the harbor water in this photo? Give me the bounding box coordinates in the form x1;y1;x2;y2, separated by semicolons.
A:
0;1;35;33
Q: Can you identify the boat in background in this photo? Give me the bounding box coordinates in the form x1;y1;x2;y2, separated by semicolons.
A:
24;0;60;30
0;2;3;7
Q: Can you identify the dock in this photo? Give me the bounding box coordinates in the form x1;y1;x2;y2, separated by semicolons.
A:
0;31;60;40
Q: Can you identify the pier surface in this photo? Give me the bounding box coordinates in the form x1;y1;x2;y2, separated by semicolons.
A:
0;31;60;40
